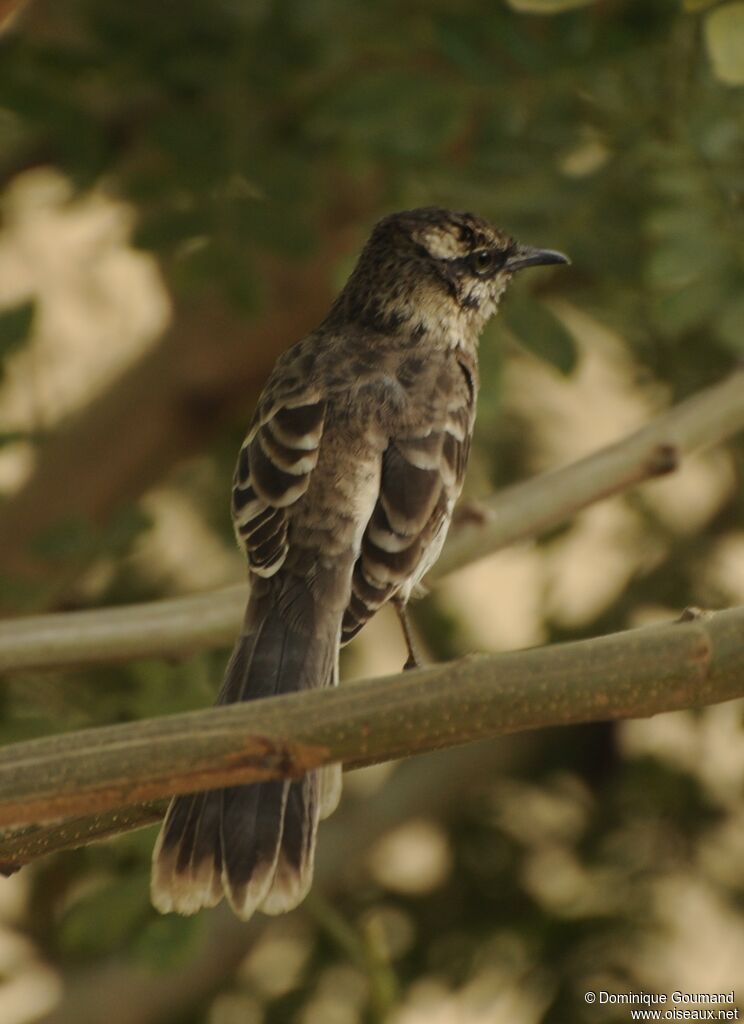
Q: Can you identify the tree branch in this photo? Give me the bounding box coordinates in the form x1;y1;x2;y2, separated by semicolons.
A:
2;369;743;672
432;368;744;577
0;802;165;872
0;584;246;673
36;741;525;1024
0;605;741;867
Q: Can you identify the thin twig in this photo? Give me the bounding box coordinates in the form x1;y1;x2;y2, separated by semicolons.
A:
432;368;744;577
0;584;246;672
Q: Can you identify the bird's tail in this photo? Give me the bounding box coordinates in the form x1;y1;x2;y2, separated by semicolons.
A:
151;579;342;920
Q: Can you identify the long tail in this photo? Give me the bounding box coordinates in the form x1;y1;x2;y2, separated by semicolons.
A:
150;578;343;919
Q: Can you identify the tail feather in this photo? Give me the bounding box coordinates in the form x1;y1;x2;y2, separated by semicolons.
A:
261;774;318;915
317;657;343;821
318;764;343;820
151;791;223;914
151;580;341;920
221;779;289;917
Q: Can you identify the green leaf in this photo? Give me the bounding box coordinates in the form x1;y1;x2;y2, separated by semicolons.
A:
704;2;744;84
0;430;43;447
101;504;152;558
651;275;727;336
308;70;466;160
130;912;205;970
59;875;151;958
714;291;744;353
503;297;578;374
30;506;150;565
505;0;599;12
31;516;99;563
0;300;35;363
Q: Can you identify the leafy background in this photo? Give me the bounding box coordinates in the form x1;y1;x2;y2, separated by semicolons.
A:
0;0;743;1022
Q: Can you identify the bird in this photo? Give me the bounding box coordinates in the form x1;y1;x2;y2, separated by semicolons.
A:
151;206;569;920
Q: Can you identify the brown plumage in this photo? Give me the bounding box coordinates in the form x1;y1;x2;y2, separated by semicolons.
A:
151;207;568;920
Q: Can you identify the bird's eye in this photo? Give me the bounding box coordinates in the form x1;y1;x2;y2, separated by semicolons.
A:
469;249;496;276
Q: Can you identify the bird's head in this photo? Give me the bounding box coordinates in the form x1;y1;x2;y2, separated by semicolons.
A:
332;207;569;345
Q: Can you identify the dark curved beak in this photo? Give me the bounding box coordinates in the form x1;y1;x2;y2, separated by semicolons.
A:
505;245;570;272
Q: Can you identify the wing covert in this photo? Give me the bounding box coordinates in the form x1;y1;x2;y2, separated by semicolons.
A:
341;348;477;644
232;398;326;577
341;426;464;645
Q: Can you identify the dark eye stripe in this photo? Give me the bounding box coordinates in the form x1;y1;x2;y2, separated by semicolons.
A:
444;249;507;276
469;248;508;276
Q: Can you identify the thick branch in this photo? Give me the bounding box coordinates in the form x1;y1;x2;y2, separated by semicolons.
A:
0;606;740;846
2;369;743;672
0;802;165;871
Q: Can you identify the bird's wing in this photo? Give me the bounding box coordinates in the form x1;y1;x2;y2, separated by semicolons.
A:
341;353;475;644
232;389;326;578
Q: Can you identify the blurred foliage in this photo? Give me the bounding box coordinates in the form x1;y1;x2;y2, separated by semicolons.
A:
0;1;743;1022
704;2;744;84
0;298;34;364
0;0;741;381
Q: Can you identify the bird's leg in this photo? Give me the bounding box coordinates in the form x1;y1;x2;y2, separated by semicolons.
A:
392;598;423;671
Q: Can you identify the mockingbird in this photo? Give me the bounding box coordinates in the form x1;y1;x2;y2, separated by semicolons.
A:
151;206;568;920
